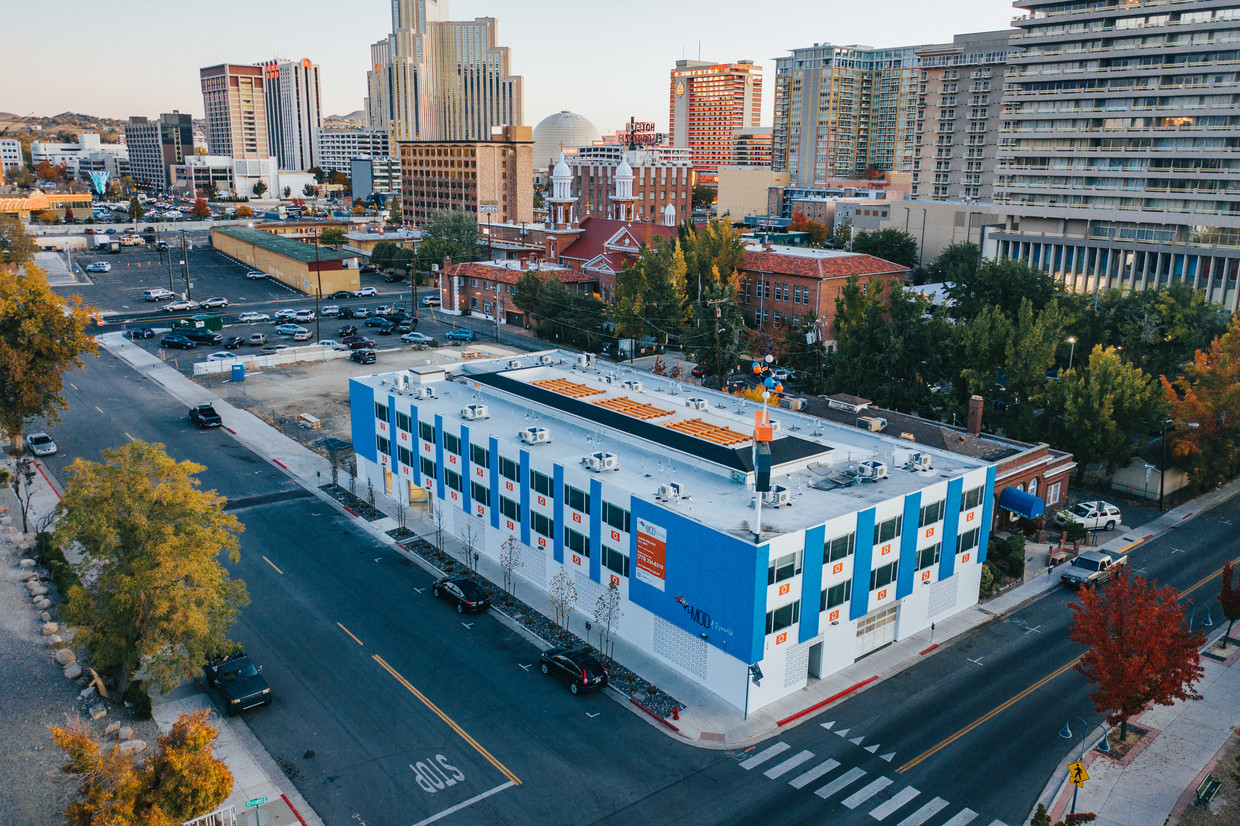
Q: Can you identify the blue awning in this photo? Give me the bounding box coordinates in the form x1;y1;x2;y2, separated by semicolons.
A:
997;487;1046;519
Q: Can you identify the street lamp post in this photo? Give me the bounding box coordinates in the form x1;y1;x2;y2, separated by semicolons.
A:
313;229;322;343
1059;716;1110;815
1067;336;1077;370
1159;419;1199;511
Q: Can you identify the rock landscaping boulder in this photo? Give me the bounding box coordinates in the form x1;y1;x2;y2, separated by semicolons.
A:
28;584;48;596
19;558;34;569
79;685;96;700
41;622;58;636
54;648;76;666
88;704;107;721
105;722;120;736
36;598;51;610
40;611;51;622
63;663;82;680
116;739;146;755
119;727;134;741
20;570;37;581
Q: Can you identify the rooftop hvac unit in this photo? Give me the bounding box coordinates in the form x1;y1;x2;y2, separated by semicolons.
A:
583;451;620;472
908;452;933;471
779;397;807;412
507;359;523;369
413;386;438;400
461;404;490;421
519;426;551;445
622;380;643;392
604;374;615;384
762;485;791;507
857;416;887;433
538;355;553;366
857;460;889;480
685;397;708;411
769;420;782;432
656;481;685;501
576;353;595;368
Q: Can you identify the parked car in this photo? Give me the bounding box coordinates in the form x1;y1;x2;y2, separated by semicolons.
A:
353;286;378;297
203;651;271;716
182;329;223;345
200;297;230;309
188;403;222;428
259;344;289;355
127;327;155;340
344;336;376;350
359;264;378;274
539;648;608;695
293;309;316;322
207;352;240;362
1061;549;1129;588
769;367;794;382
396;320;416;334
85;262;111;273
401;331;433;345
161;334;197;350
337;325;358;338
329;290;353;300
352;307;371;319
444;328;477;342
349;348;376;364
25;432;57;456
384;272;405;283
337;307;355;319
248;333;269;346
1053;501;1122;532
421;295;441;307
245;270;266;280
320;305;341;317
431;576;490;613
291;328;312;341
143;288;176;302
377;321;397;335
222;336;246;349
163;299;198;312
691;363;713;378
273;309;298;320
237;312;270;323
316;340;348;351
364;317;387;328
274;323;308;336
375;304;395;315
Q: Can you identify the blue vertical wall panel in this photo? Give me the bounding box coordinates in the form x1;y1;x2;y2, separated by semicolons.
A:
519;449;531;547
410;404;422;488
460;425;471;512
433;414;445;501
488;436;500;530
799;524;826;643
349;379;378;463
938;477;964;580
385;395;398;466
977;466;997;563
552;464;565;565
850;508;877;621
896;492;922;600
589;478;603;584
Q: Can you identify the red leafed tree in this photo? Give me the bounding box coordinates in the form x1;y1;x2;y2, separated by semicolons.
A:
1069;568;1205;739
1220;561;1240;644
189;198;211;219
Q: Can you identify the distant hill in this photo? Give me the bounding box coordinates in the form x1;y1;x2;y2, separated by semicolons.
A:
327;110;366;122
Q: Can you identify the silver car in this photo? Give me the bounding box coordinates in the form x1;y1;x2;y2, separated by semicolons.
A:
26;432;57;456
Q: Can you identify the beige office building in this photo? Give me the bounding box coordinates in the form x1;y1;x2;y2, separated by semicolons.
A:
399;125;534;226
200;64;270;160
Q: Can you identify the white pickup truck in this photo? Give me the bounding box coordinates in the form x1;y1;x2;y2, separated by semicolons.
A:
1061;549;1128;588
1054;500;1122;532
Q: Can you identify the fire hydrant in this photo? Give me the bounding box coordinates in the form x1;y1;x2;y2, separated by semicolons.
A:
672;706;680;721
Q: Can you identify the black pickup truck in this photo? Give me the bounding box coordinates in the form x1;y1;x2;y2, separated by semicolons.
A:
188;404;222;428
203;651;271;715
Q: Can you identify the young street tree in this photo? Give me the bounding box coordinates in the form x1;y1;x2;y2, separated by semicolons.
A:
57;441;249;696
52;708;233;825
189;198;211;219
850;228;919;269
593;581;623;661
0;260;99;448
10;456;37;533
251;180;268;197
127;195;145;221
319;227;347;248
1220;561;1240;645
498;535;524;599
548;569;578;632
1069;567;1204;739
0;215;36;267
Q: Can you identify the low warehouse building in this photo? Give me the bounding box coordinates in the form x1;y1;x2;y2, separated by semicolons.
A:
211;225;360;295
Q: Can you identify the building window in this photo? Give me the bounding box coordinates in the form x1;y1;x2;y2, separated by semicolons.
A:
873;515;903;546
443;432;461;455
916;542;942;571
768;550;804;585
602;545;629;577
470;443;489;468
375;402;389;423
398;445;413;467
565;485;590;513
377;435;390;455
1046;482;1061;506
420;457;437;480
531;470;554;497
919;500;945;528
962;486;984;511
532;511;554;539
602;501;630;533
957;527;981;555
499;456;518;482
444;469;463;493
870;560;899;591
396;411;411;432
471;481;490;507
499;496;520;521
826;532;856;562
820;580;852;611
564;527;590;556
419;421;434;443
765;600;801;636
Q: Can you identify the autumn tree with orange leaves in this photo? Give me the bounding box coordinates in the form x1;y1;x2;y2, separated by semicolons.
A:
1220;561;1240;645
1069;568;1204;739
1161;315;1240;489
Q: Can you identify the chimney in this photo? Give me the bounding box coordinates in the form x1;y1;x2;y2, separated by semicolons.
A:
967;395;983;437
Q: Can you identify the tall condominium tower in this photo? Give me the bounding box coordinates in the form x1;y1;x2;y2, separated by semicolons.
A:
382;0;524;142
991;1;1240;308
200;64;270;159
364;38;394;134
772;44;920;185
124;112;194;190
260;58;323;171
669;59;762;177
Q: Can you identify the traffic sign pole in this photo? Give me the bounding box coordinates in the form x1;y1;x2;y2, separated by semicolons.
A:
245;796;268;826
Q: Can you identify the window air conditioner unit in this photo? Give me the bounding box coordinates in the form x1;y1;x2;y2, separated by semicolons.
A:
583;451;620;472
762;485;791;507
461;404;490;421
685;397;708;411
622;380;643;392
858;460;888;480
413;386;438;400
519;426;551;445
656;481;685;501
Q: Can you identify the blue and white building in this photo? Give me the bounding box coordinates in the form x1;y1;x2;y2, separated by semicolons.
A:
349;351;996;713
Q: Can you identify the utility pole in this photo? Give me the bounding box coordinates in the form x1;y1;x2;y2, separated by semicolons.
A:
179;230;191;300
494;281;501;342
313;229;322;343
705;297;727;391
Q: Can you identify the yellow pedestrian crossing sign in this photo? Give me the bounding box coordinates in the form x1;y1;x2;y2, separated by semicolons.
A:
1068;761;1089;788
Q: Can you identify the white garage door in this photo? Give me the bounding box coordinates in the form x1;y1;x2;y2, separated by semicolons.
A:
855;605;898;659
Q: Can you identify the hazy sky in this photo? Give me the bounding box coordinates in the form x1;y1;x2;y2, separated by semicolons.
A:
2;0;1015;134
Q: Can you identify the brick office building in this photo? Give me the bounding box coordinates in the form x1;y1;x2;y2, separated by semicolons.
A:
399;125;534;226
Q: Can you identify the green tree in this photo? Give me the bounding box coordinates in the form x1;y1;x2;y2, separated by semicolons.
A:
682;283;747;388
421;209;483;263
203;181;219;200
319;227;347;248
303;183;317;197
0;264;99;448
1055;345;1163;476
308;166;326;185
692;184;715;208
926;242;980;285
328;171;350;190
251;180;268;197
945;258;1061;322
127;196;145;220
850;228;919;268
611;239;688;347
370;241;395;271
1161;315;1240;488
0;214;36;266
680;219;747;301
512;269;545;324
388;195;402;225
1104;284;1227;379
57;441;249;695
535;281;608;350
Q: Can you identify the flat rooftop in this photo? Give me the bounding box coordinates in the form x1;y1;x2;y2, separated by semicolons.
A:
213;226;356;264
355;351;990;538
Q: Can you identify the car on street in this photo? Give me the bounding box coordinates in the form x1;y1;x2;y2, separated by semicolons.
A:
200;297;230;309
188;403;222;428
222;336;246;349
237;312;270;323
421;295;441;307
316;339;348;351
337;325;358;338
377;320;397;335
293;309;316;322
160;334;197;350
352;307;371;319
690;363;714;378
245;270;266;280
1054;500;1122;532
273;309;298;320
444;328;477;342
85;262;111;273
349;349;376;364
431;576;491;613
401;331;433;345
259;344;289;354
539;648;608;695
127;327;155;340
320;305;340;317
163;299;198;312
353;286;378;297
247;333;269;346
274;323;308;336
25;432;57;456
329;290;353;300
143;288;176;302
203;651;271;715
291;328;312;341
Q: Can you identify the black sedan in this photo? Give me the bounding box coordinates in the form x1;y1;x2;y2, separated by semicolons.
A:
222;336;246;349
539;648;608;695
329;290;353;300
364;317;386;327
127;327;155;340
349;349;376;365
376;321;397;335
160;334;197;350
337;307;355;319
431;576;491;613
343;336;376;350
337;325;358;338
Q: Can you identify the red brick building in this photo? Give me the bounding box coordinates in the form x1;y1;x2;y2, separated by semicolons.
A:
439;260;598;328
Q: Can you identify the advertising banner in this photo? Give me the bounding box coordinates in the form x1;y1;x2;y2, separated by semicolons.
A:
634;518;667;591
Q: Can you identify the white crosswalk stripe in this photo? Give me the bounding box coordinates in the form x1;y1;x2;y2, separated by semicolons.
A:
789;758;840;789
764;749;815;779
869;786;921;820
985;821;1009;826
739;742;790;770
940;809;978;826
815;767;867;799
843;776;893;808
897;796;950;826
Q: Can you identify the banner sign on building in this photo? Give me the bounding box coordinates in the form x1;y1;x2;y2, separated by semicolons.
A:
634;518;667;591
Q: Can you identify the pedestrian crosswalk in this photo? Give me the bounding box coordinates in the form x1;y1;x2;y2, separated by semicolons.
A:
737;734;1008;826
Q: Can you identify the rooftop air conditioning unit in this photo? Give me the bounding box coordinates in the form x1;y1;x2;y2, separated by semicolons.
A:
583;451;620;472
857;416;887;433
604;374;615;384
461;404;490;421
657;481;685;501
622;380;643;392
858;460;889;480
519;426;551;445
685;397;708;411
507;359;523;369
413;386;438;400
908;452;932;471
576;353;594;368
769;420;782;432
538;355;553;366
762;485;791;507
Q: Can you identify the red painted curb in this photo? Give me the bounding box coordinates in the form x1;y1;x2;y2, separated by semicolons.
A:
629;697;681;732
777;676;878;727
33;460;62;501
224;426;237;435
344;506;359;518
273;459;288;470
919;644;938;656
281;793;309;826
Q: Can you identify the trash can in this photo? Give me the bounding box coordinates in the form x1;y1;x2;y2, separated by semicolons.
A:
231;363;245;383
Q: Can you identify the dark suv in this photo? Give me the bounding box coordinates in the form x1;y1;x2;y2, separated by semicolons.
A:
182;328;224;345
539;648;608;695
203;651;271;715
161;334;197;350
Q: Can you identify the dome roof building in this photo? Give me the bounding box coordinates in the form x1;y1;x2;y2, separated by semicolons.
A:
532;111;601;177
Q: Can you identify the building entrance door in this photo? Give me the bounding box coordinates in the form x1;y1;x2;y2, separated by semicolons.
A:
855;605;898;659
807;641;824;679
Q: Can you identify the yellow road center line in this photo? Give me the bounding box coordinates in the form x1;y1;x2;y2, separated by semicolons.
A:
261;555;283;574
373;654;521;787
898;552;1240;774
337;622;364;646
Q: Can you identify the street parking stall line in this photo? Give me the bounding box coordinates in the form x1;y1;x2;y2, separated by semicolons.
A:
739;742;790;770
409;780;516;826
